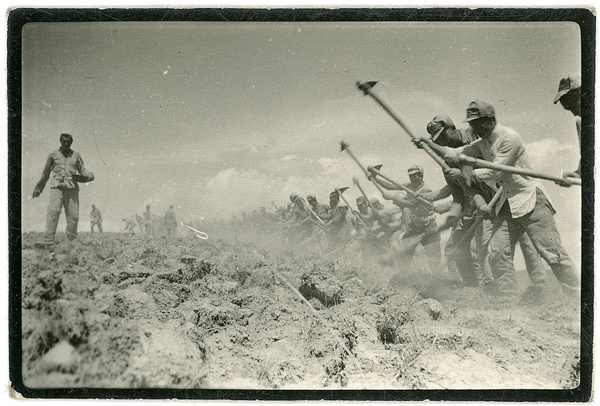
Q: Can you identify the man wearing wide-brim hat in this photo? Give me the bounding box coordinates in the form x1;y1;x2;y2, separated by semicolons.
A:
417;100;580;301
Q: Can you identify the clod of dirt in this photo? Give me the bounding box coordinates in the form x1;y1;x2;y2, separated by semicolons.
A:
38;341;79;374
156;271;183;283
182;259;213;282
298;267;343;307
118;264;151;283
36;269;63;302
417;298;443;320
180;255;198;265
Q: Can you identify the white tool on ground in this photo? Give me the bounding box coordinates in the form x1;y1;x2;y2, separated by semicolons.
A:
181;222;208;240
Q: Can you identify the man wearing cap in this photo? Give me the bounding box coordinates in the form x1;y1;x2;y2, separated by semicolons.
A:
284;193;313;244
90;204;103;233
165;205;178;238
426;114;550;292
371;165;443;275
418;115;481;285
323;190;351;252
352;196;376;231
553;74;581;182
307;194;330;221
32;133;95;248
417;100;579;299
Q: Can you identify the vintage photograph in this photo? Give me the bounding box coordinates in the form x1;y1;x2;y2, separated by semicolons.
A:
11;9;592;400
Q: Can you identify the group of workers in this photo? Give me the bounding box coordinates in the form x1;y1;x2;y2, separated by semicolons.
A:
31;75;583;302
267;75;582;301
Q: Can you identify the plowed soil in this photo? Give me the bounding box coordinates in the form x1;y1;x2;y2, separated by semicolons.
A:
20;226;581;391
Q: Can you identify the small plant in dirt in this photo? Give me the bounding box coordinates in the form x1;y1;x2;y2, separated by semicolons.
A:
180;259;214;282
256;356;306;389
136;244;167;269
217;250;264;285
393;324;428;382
376;308;414;345
324;352;348;387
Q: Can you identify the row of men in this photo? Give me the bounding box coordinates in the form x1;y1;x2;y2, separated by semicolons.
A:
121;204;180;237
273;75;581;300
406;88;580;300
31;75;582;292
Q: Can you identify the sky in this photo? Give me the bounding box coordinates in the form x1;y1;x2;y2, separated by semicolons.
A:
20;20;582;262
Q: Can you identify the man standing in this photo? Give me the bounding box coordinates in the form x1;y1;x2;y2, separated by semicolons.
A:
371;165;443;275
553;74;581;182
90;204;103;233
419;100;579;299
32;133;94;247
164;205;178;238
143;205;153;236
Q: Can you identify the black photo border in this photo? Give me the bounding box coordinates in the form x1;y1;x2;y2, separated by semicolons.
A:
7;7;595;402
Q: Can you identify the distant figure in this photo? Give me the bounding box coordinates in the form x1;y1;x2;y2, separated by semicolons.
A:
164;205;178;237
32;133;94;248
122;217;136;235
553;74;581;183
90;204;103;233
143;205;153;235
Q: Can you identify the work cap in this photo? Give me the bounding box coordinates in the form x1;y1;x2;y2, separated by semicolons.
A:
464;100;495;122
407;164;424;175
553;75;581;104
329;191;339;199
369;198;381;206
356;196;367;204
290;192;298;200
426;114;455;141
307;194;316;201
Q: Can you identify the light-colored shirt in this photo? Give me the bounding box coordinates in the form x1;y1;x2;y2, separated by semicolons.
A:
442;123;544;218
34;148;94;194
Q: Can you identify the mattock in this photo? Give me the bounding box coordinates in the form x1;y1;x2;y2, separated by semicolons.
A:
335;186;368;229
356;81;452;172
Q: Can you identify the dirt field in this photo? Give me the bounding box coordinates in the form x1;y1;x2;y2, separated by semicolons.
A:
19;225;582;393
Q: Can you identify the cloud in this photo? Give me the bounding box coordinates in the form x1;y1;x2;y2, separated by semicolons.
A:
525;137;579;175
280;154;297;162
